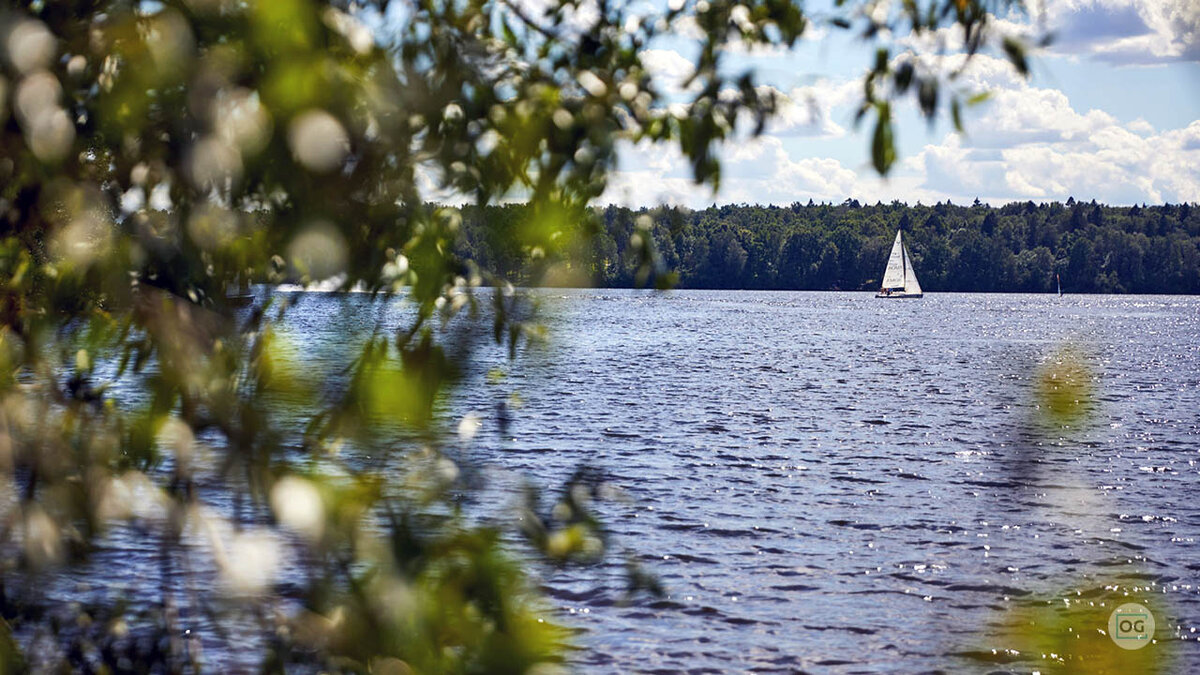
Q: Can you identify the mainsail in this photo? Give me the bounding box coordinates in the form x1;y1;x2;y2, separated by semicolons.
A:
881;231;907;289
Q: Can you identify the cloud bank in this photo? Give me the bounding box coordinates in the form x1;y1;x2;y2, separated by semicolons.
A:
603;54;1200;207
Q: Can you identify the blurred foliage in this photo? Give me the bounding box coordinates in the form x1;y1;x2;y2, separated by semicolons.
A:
473;201;1200;292
0;0;1027;670
1034;346;1094;428
959;589;1171;674
959;343;1176;673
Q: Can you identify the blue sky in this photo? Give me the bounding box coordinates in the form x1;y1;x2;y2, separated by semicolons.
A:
601;0;1200;207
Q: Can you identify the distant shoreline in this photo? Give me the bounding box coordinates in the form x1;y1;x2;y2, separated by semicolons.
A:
454;200;1199;295
261;284;1200;297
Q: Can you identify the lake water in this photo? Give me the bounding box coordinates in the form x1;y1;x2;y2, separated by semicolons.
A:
27;289;1200;671
436;290;1200;672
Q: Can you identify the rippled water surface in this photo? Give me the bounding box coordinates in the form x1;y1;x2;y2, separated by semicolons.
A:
434;290;1200;673
42;290;1200;672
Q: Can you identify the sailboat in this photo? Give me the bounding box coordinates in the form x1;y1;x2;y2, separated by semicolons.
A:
875;230;923;298
1057;273;1062;296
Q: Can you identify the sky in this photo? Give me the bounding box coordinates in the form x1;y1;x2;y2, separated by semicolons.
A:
600;0;1200;207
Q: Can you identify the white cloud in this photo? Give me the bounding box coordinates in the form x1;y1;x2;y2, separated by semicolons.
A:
600;58;1200;208
1126;117;1156;136
1035;0;1200;64
723;136;859;200
896;0;1198;66
712;81;857;138
938;52;1031;91
668;15;829;56
964;86;1117;148
911;79;1200;203
603;135;878;207
764;80;858;138
639;48;860;141
640;48;701;95
847;50;1200;204
512;0;601;40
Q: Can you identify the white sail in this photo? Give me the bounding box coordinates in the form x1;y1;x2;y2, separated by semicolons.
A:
881;230;906;289
877;229;923;297
901;243;922;294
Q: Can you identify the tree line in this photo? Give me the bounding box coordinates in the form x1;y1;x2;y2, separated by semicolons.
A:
458;199;1200;294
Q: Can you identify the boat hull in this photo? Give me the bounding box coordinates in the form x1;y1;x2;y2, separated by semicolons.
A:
875;292;923;298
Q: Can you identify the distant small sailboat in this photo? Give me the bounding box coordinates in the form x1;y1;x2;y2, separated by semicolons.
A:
226;279;255;306
876;230;923;298
1057;273;1062;297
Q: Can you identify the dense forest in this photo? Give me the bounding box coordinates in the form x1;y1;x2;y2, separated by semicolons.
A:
458;199;1200;294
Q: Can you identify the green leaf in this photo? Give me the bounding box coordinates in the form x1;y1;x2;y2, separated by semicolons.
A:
1003;37;1030;76
918;78;938;118
871;103;895;175
966;91;992;106
874;47;889;74
894;61;914;94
